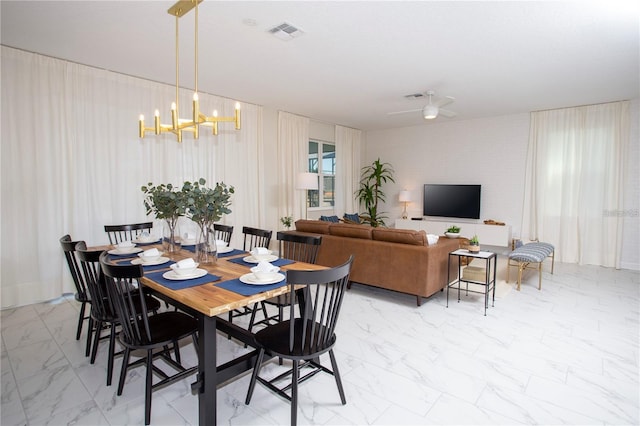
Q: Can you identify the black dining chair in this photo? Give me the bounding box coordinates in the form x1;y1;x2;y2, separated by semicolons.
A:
242;226;272;251
245;256;354;426
212;223;234;245
104;222;153;245
76;242;161;386
59;234;93;355
99;252;198;425
248;232;322;331
228;226;274;328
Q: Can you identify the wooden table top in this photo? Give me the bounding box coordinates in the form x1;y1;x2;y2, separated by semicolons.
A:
104;243;324;317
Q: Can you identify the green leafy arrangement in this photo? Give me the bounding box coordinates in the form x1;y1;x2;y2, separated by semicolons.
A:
183;178;234;231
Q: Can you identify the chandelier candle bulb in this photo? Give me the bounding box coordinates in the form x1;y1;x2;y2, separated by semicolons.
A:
154;110;160;134
192;93;199;124
171;102;177;129
139;115;145;138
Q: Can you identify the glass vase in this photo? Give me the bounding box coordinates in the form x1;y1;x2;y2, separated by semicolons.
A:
196;226;217;264
163;221;182;254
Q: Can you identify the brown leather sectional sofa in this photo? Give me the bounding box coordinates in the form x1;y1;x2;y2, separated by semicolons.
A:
290;220;460;306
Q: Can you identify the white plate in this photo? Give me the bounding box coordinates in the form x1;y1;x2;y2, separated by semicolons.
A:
216;246;233;254
131;256;170;266
182;239;197;246
239;272;285;285
133;238;160;244
162;268;208;281
243;254;279;263
108;248;143;255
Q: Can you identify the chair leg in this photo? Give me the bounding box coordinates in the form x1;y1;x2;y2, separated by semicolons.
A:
145;349;153;425
85;317;94;357
329;349;346;404
76;301;86;340
117;347;131;396
291;359;299;426
90;320;102;364
107;324;117;386
538;262;543;290
173;340;181;364
247;304;260;333
245;348;266;404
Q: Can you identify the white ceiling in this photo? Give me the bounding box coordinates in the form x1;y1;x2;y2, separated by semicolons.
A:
2;1;638;131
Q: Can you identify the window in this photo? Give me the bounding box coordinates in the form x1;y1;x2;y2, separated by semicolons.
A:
307;140;335;208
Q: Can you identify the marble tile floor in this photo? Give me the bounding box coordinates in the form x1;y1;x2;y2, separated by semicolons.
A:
2;261;639;425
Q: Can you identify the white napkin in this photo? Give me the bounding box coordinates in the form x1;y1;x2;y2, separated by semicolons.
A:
254;260;277;273
142;248;159;257
427;234;439;245
215;239;228;247
252;247;269;255
176;258;196;269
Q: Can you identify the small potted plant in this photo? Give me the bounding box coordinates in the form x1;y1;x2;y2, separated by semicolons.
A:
280;215;293;230
468;235;480;253
445;225;461;238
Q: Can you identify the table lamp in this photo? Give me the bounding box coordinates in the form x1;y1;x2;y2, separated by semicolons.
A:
297;172;318;219
399;190;411;219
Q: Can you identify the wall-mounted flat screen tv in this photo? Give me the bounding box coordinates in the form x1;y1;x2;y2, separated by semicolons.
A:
423;184;481;219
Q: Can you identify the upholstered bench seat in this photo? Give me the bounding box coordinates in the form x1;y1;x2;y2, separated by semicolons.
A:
507;242;555;290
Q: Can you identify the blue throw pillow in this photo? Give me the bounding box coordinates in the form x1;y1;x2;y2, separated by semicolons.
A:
320;215;340;223
343;213;360;224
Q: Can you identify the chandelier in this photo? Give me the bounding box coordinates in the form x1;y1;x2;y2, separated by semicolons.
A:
138;0;240;142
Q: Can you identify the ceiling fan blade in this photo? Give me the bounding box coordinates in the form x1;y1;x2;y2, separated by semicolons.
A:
434;96;455;108
439;108;458;118
387;108;422;116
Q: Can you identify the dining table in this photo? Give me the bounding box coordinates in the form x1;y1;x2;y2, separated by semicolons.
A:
102;240;325;426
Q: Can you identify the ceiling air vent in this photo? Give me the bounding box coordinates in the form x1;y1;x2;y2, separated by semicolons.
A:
268;22;304;41
404;93;425;99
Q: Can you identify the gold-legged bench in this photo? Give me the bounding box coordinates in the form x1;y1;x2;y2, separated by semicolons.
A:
507;242;555;290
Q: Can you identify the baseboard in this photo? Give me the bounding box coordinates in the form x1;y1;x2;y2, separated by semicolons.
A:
620;261;640;271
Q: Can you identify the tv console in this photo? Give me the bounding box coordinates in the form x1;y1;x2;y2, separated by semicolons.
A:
395;219;512;247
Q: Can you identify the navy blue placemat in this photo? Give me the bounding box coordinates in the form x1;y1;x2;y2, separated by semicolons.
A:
182;244;196;253
228;257;295;268
218;249;247;258
145;270;221;290
107;252;141;261
133;240;161;246
215;277;287;296
119;259;176;272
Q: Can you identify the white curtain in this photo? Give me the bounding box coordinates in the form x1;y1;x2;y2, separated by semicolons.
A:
521;101;629;267
1;46;263;308
335;125;362;215
277;112;309;223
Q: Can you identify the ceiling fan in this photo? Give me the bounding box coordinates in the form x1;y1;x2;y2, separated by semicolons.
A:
388;90;457;120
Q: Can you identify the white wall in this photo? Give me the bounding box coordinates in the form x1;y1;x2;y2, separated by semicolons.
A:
364;103;640;270
365;113;530;235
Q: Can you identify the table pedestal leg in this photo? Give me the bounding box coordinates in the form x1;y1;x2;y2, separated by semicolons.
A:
198;315;216;426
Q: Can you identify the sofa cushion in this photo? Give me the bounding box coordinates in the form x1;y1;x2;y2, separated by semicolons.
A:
320;215;340;223
295;219;330;234
372;228;426;246
343;213;361;224
328;223;372;239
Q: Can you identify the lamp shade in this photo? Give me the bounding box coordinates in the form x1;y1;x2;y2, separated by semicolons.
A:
423;105;439;119
296;172;318;190
399;190;411;203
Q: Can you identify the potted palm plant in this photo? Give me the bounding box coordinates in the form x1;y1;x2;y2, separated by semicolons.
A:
183;178;234;263
355;158;395;227
141;182;186;253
